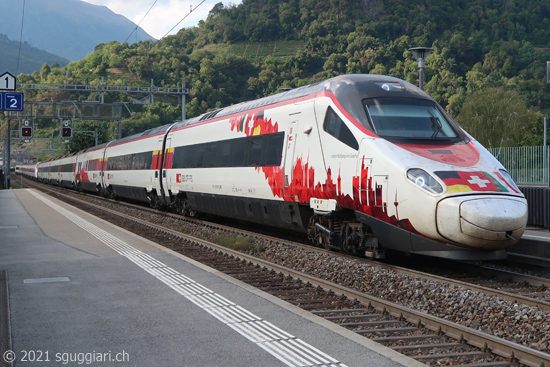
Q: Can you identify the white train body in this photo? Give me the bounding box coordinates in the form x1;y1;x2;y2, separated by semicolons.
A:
35;74;527;260
74;144;108;194
15;164;37;179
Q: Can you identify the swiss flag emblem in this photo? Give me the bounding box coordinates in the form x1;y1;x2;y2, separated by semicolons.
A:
176;174;182;183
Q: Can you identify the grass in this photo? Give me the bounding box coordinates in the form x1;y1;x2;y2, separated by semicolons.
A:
10;181;25;189
213;233;265;252
179;225;266;253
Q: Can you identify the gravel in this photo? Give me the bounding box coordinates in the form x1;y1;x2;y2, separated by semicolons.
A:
254;243;550;354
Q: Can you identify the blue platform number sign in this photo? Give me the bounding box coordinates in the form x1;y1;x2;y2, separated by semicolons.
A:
1;92;24;111
0;72;23;111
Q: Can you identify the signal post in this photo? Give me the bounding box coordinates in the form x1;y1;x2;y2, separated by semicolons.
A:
1;72;24;189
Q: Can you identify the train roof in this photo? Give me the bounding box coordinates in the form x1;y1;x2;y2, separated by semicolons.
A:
101;74;433;147
170;74;430;131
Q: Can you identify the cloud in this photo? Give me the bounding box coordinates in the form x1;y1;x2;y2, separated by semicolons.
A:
82;0;234;39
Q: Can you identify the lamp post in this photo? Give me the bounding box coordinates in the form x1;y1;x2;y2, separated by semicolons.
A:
409;47;433;90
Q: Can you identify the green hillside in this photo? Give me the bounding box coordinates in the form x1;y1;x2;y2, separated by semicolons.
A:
3;0;550;155
0;34;69;74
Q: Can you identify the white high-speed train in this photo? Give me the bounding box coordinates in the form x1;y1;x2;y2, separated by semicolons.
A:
19;74;528;260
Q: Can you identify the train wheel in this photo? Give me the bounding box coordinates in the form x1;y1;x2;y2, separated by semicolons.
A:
175;196;195;217
147;192;159;209
362;236;385;259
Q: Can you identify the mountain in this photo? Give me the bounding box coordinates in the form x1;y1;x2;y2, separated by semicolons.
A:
0;0;155;62
0;34;70;75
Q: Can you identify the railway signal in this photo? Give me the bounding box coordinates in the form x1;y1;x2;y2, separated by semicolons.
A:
60;120;72;142
62;127;72;138
21;127;32;138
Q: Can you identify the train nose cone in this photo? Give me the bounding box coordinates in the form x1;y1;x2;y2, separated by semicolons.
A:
437;196;527;249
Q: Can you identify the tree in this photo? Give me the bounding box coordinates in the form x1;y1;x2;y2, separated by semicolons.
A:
457;88;534;148
39;63;51;79
69;120;112;152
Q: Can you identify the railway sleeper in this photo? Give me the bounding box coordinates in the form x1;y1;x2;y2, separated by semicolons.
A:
339;320;406;328
372;334;441;343
391;342;467;351
356;327;419;335
412;351;491;360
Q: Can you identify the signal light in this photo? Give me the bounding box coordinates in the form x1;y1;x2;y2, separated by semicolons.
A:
21;127;32;137
62;127;72;138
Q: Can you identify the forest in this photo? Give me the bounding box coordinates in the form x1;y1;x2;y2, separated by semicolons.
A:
3;0;550;153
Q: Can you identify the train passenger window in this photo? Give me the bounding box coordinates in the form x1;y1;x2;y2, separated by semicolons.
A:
172;146;185;169
188;145;202;168
264;132;284;166
247;137;262;166
198;144;210;168
218;140;232;167
232;141;246;166
169;132;284;170
323;107;359;150
364;98;459;139
208;143;220;167
183;146;196;168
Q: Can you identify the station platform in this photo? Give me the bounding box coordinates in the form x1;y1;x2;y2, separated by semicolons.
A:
0;188;424;367
508;228;550;267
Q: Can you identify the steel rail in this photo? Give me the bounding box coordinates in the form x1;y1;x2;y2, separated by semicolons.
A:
28;185;550;367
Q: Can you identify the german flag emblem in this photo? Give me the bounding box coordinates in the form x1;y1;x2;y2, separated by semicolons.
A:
434;171;509;194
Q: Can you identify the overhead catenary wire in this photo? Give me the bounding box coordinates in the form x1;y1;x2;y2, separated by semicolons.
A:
124;0;158;43
16;0;27;75
158;0;206;42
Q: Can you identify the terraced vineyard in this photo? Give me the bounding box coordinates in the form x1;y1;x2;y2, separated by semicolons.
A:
206;40;308;59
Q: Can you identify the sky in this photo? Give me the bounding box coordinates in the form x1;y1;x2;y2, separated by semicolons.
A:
82;0;239;40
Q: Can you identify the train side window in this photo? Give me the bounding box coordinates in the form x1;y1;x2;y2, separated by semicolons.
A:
218;140;232;167
247;136;262;166
181;146;194;168
232;141;246;166
205;142;218;167
172;146;185;169
197;144;209;168
264;132;284;166
323;107;359;150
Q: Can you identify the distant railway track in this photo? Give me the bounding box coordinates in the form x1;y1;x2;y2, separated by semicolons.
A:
19;178;550;367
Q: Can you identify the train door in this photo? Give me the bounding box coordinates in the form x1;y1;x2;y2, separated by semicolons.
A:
283;121;297;200
75;160;83;185
151;135;166;205
99;144;111;193
160;136;172;204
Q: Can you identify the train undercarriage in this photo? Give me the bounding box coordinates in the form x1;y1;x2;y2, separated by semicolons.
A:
307;211;385;259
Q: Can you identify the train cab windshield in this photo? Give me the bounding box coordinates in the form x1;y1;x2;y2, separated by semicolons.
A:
364;98;464;143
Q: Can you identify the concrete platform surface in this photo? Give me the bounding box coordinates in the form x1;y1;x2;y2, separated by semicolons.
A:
0;189;425;367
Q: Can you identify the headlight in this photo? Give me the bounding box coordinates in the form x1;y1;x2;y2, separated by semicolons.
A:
407;168;444;194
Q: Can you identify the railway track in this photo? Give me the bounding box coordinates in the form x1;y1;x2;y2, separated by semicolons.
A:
21;179;550;313
19;180;550;367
